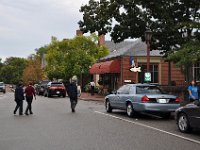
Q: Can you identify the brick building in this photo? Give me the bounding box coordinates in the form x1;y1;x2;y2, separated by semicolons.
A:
90;37;185;92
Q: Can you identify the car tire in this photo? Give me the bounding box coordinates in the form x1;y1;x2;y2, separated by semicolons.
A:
105;100;112;113
63;94;66;98
3;91;5;94
178;113;191;133
126;103;134;117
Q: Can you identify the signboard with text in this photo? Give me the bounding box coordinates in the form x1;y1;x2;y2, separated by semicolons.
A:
144;72;151;82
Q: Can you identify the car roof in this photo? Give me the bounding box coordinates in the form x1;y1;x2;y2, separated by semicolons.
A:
126;84;156;87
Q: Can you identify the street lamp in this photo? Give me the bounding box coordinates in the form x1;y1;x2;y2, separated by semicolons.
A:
145;28;152;72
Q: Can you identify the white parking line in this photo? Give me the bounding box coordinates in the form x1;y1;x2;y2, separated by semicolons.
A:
95;111;200;145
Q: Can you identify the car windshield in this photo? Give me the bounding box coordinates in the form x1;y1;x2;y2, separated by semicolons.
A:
136;86;163;94
51;83;63;87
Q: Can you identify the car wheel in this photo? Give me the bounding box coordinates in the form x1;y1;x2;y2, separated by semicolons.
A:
63;94;66;98
178;113;191;133
105;100;112;113
3;91;6;94
126;103;134;117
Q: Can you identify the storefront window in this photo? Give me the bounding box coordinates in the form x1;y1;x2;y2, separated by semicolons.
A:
138;63;159;83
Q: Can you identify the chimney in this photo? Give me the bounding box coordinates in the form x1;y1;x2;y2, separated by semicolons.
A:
98;34;105;46
76;30;83;36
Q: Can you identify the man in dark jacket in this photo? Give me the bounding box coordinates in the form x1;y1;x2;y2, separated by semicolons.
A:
14;81;24;115
67;80;78;113
24;82;36;115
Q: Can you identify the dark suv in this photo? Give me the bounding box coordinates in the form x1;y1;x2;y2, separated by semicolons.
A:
0;82;6;93
35;80;50;95
43;82;66;98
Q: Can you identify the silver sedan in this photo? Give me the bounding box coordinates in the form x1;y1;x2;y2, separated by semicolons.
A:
105;84;180;118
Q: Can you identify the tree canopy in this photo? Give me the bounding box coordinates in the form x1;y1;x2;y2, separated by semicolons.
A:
0;57;28;84
45;35;109;80
79;0;200;54
168;41;200;82
22;55;46;84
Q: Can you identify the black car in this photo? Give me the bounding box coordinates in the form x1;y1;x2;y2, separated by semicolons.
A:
175;101;200;133
35;80;50;95
43;82;66;98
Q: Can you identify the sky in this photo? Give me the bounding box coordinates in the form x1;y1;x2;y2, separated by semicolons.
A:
0;0;96;62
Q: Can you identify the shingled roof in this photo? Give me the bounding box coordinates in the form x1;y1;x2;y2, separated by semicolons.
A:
101;38;163;61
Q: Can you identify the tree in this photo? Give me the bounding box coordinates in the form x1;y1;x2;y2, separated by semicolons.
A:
79;0;200;53
22;55;46;84
45;35;109;80
79;0;113;36
168;41;200;82
0;57;28;84
0;58;3;81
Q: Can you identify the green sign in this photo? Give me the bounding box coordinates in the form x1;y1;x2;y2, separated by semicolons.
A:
144;72;151;82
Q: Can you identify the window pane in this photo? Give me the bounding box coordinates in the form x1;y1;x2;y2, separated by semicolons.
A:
136;86;162;94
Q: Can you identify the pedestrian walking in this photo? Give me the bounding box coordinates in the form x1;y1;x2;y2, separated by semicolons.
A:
90;80;95;96
24;82;36;115
67;79;78;113
14;81;24;115
188;80;199;102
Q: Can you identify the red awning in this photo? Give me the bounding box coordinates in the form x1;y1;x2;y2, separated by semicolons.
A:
90;60;120;74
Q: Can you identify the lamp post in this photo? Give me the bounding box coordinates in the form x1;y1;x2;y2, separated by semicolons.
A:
145;28;152;72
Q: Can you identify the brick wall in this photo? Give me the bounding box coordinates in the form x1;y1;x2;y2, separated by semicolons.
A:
161;61;185;85
121;56;137;84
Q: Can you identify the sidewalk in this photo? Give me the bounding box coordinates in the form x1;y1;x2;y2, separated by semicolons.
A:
80;92;105;102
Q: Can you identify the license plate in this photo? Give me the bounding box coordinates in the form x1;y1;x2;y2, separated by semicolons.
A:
56;91;60;94
157;99;168;103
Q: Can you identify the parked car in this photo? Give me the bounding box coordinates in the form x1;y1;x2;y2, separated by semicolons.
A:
175;101;200;133
105;84;180;118
43;82;66;98
0;82;6;93
35;80;50;95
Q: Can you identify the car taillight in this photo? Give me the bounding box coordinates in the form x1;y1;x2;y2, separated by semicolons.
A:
141;96;149;103
175;97;180;103
49;87;56;90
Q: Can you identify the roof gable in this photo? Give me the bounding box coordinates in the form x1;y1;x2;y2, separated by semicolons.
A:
101;39;163;60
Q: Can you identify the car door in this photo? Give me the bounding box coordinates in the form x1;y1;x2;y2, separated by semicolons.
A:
188;103;200;128
111;85;126;108
117;85;131;109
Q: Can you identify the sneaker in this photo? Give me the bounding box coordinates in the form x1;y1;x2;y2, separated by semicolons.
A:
25;113;29;115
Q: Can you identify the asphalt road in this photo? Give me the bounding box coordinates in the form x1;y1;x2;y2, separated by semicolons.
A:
0;92;200;150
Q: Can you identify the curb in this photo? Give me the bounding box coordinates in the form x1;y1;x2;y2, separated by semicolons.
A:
79;98;104;103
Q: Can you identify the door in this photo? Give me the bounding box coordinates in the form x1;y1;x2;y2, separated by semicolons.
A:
116;85;131;109
188;104;200;127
